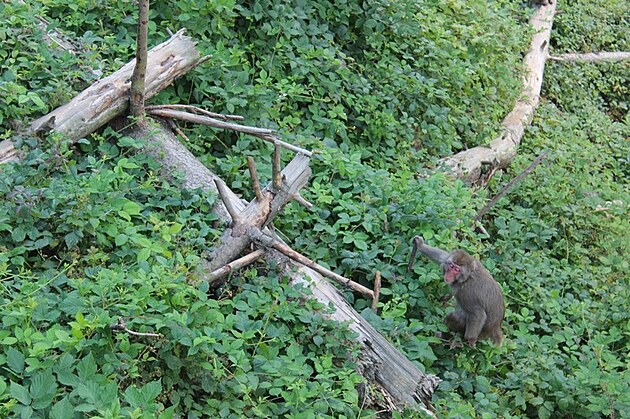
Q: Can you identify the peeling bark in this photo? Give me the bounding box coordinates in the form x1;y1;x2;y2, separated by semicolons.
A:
0;30;205;164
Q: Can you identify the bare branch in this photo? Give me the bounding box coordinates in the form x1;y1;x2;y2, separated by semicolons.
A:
110;317;161;338
293;193;313;210
145;104;244;121
272;143;283;190
165;119;190;143
205;250;265;284
247;156;264;201
474;152;548;223
251;229;374;299
214;179;242;223
146;108;313;156
371;271;382;312
549;51;630;63
130;0;149;120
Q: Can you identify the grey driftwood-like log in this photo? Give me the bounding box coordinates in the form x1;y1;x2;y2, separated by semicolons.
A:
289;265;440;413
3;19;440;411
441;1;557;184
136;123;439;412
549;51;630;63
0;30;205;164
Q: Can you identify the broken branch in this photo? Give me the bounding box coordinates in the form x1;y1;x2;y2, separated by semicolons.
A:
204;249;265;284
129;0;149;120
110;317;161;338
371;271;381;312
549;51;630;63
146;108;313;156
214;179;242;224
252;229;374;299
293;193;313;210
272;143;283;189
145;104;244;121
247;156;264;201
473;151;548;223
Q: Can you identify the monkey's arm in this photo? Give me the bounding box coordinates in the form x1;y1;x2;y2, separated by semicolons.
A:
464;309;487;347
410;236;451;265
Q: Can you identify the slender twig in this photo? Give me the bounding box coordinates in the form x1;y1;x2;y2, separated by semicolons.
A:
110;317;161;338
247;156;264;201
371;271;381;312
272;143;282;190
474;152;548;223
206;250;265;284
214;179;242;223
145;104;244;121
166;119;191;143
146;108;313;156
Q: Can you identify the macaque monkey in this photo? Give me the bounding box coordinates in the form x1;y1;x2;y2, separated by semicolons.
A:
408;236;504;347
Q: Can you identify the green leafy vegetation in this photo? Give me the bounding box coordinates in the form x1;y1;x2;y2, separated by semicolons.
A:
1;0;628;417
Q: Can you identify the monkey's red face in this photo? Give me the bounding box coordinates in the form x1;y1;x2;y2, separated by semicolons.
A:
444;262;461;284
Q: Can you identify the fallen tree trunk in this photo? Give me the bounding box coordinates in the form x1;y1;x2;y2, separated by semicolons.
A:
138;123;439;413
442;2;557;184
3;20;440;412
0;30;205;164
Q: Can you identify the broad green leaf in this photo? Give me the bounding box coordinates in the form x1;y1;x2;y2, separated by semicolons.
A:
30;370;57;409
10;381;30;405
6;348;25;374
51;396;74;419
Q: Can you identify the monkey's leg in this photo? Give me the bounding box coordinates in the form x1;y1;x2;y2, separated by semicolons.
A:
444;311;466;334
464;310;487;347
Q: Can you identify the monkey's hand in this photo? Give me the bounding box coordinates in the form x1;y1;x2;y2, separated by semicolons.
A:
412;236;425;246
467;337;477;348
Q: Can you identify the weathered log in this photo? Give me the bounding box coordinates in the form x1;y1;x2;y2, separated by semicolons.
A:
0;30;205;164
0;140;19;164
288;264;440;414
138;122;440;412
442;2;557;184
549;51;630;63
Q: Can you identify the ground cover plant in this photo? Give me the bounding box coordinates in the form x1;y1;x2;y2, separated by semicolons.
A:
1;0;628;417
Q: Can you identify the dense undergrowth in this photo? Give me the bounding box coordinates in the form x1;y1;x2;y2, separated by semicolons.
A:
1;0;628;417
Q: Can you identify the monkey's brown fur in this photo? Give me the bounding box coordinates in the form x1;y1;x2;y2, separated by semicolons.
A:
409;237;505;347
443;250;505;346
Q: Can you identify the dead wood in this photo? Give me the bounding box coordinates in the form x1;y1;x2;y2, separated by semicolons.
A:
288;264;440;414
251;229;375;299
137;122;440;412
205;152;312;273
205;250;265;284
0;30;205;165
1;15;441;411
129;0;150;119
145;104;245;121
145;108;313;156
549;51;630;62
441;2;557;184
372;271;382;312
473;152;548;223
